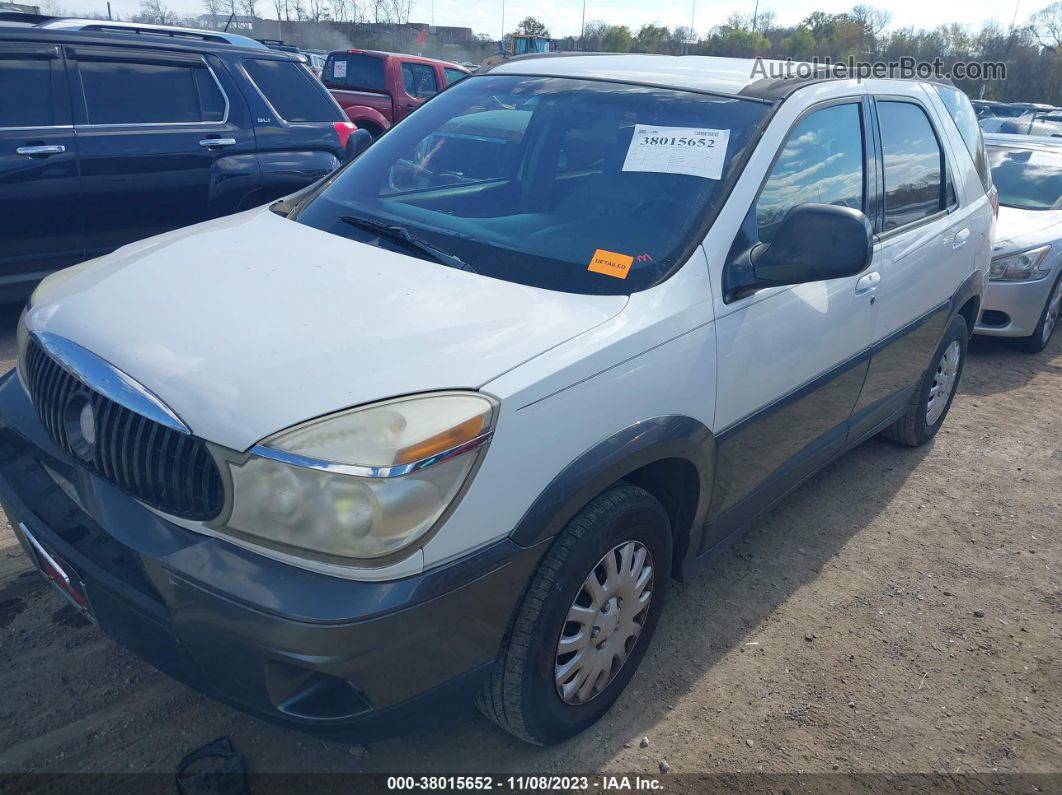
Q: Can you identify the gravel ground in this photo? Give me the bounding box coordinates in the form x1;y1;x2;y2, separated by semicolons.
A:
0;303;1058;787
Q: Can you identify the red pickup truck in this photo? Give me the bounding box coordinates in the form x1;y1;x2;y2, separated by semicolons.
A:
321;50;470;138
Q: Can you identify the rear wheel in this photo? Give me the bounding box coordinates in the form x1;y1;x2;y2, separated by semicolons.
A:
1018;273;1062;353
476;484;671;745
882;314;968;447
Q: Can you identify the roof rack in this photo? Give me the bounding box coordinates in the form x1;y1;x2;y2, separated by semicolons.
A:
2;16;268;49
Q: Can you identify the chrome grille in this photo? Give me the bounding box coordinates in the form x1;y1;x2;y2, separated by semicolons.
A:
24;337;224;520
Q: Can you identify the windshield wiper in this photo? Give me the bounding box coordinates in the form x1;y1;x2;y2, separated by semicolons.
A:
340;215;475;273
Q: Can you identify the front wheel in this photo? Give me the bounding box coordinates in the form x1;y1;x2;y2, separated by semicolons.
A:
1018;273;1062;353
476;484;671;745
882;314;968;447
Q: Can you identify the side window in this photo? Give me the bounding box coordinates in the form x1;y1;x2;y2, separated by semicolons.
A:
244;59;339;122
443;67;467;86
401;63;438;99
933;84;991;193
756;103;865;244
878;101;945;231
78;59;224;125
0;56;54;128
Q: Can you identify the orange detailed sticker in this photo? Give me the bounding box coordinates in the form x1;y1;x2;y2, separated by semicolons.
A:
587;249;634;279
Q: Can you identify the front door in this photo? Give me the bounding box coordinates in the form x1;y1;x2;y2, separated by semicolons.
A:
704;98;879;553
0;41;82;288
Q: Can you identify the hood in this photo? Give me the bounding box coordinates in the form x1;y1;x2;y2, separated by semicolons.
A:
27;208;627;451
994;206;1062;252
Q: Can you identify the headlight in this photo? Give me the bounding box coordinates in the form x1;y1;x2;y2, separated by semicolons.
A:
213;392;496;563
990;245;1052;281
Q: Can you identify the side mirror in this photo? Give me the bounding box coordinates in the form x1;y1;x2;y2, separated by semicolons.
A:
344;128;373;162
726;204;873;300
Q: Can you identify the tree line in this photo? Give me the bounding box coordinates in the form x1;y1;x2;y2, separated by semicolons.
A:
531;3;1062;104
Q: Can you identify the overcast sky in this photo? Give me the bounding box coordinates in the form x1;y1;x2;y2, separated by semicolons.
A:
72;0;1031;39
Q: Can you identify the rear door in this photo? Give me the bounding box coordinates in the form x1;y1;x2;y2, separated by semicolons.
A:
0;41;82;286
67;44;258;257
850;89;968;433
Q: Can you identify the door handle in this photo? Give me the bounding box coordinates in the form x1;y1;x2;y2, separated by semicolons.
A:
198;138;237;148
952;228;970;249
16;145;65;156
854;271;881;294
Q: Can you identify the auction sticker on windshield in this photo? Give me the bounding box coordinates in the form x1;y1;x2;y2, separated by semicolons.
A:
588;249;634;279
334;60;347;79
623;125;730;180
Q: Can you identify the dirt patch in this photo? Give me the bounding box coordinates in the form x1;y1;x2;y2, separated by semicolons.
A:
0;330;1059;779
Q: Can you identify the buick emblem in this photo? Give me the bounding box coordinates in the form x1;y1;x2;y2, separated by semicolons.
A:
63;394;97;462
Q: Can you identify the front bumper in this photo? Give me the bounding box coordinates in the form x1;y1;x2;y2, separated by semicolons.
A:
0;370;545;739
975;273;1057;337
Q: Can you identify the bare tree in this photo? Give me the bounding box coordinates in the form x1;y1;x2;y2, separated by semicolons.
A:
1028;2;1062;51
201;0;223;27
136;0;176;24
852;4;892;38
241;0;260;22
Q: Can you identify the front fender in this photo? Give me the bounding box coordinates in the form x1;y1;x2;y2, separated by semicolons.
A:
508;415;716;567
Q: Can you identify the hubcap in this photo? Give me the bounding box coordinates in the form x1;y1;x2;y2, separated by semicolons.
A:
554;541;654;705
926;339;961;426
1042;278;1062;345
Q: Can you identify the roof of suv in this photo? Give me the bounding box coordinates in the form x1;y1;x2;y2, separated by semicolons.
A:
485;53;951;101
0;13;269;51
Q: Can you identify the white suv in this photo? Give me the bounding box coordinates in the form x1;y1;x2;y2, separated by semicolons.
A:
3;55;993;745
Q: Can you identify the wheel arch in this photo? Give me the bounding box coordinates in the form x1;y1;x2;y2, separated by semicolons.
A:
343;106;389;136
508;416;715;578
950;270;983;338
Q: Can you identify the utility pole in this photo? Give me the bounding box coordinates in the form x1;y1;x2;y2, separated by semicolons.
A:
580;0;586;44
501;0;505;39
752;0;759;31
106;1;112;19
686;0;695;55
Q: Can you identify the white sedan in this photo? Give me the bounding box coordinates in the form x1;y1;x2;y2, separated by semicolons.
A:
978;134;1062;351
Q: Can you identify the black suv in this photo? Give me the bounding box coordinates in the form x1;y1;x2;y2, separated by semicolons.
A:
0;15;356;299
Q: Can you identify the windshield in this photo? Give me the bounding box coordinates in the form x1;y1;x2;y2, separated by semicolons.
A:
292;75;769;295
987;145;1062;211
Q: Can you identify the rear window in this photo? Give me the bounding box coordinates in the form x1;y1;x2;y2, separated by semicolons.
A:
323;53;385;91
934;84;991;193
244;58;339;122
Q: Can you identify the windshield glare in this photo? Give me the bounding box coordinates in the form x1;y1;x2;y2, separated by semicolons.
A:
293;75;769;295
988;145;1062;211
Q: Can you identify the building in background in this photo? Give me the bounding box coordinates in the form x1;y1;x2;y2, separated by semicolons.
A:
0;2;42;13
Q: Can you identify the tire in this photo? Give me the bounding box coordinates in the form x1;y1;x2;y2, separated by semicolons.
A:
476;483;671;745
882;314;968;447
1017;273;1062;353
